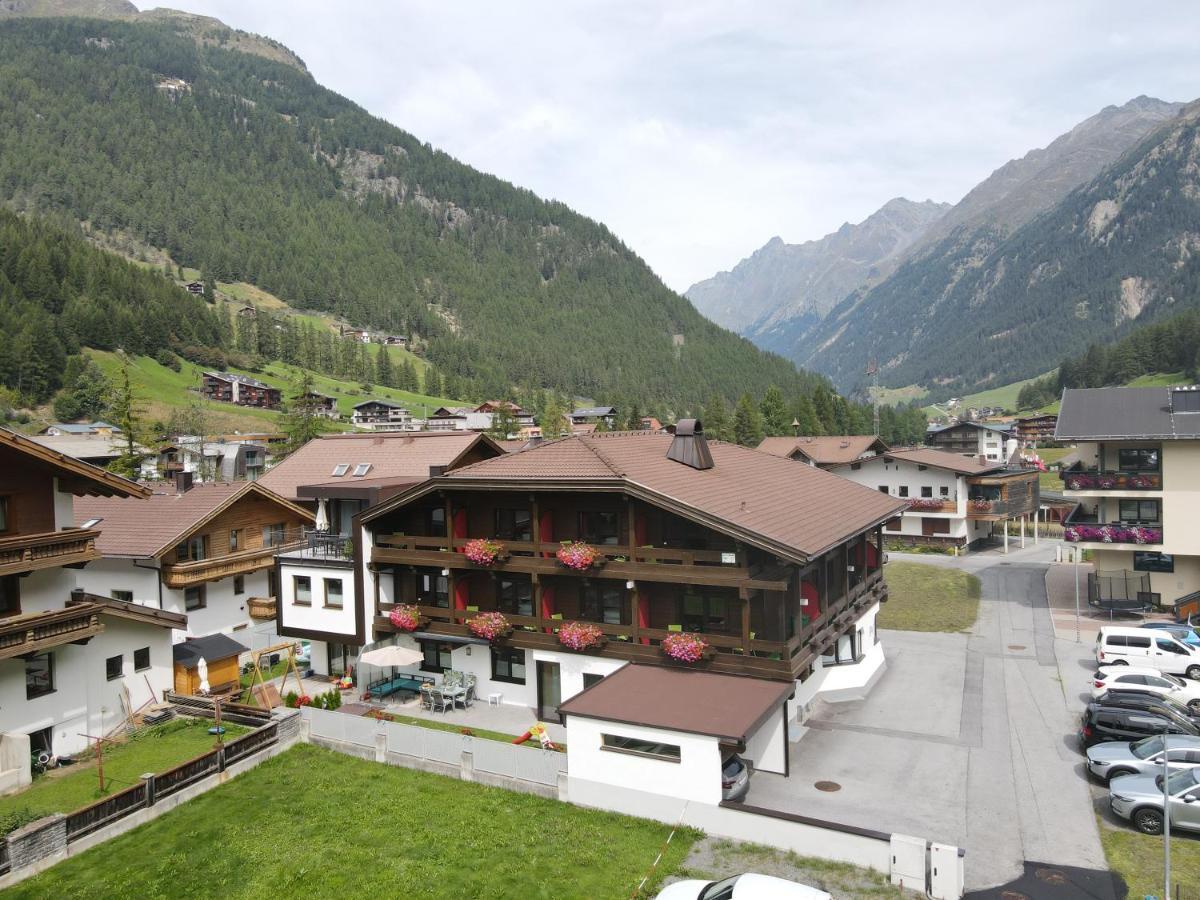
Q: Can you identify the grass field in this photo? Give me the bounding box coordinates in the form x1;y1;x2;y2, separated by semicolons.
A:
878;561;981;633
1100;820;1200;899
0;719;247;825
7;743;695;899
1127;371;1190;388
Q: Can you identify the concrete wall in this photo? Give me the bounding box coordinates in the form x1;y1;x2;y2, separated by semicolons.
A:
0;732;31;796
565;716;722;804
0;618;174;756
278;561;357;639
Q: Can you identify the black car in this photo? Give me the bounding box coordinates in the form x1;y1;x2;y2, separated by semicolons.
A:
1092;689;1200;726
1079;702;1200;749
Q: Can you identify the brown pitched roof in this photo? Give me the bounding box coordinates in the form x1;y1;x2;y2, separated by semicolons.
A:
757;435;889;465
75;482;313;558
364;431;907;563
257;431;502;502
558;664;792;741
875;447;1003;475
0;427;148;498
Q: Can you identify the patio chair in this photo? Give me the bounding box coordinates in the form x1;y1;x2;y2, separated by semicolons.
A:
461;675;477;708
443;670;463;689
429;688;453;714
419;685;433;711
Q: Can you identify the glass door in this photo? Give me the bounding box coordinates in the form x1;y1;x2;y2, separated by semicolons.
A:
536;661;562;722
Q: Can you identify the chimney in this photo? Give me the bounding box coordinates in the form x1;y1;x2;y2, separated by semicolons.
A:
174;471;194;493
429;465;447;477
978;454;988;466
666;419;714;470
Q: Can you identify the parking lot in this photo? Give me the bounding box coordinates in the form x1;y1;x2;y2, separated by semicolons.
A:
744;546;1109;892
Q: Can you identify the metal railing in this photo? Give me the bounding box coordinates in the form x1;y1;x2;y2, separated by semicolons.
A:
1060;469;1162;491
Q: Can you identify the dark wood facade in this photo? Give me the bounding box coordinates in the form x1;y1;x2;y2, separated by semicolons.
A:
366;489;886;682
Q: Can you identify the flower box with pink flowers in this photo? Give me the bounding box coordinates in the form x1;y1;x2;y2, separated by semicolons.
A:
388;604;425;632
463;538;507;567
557;620;607;652
556;541;605;571
661;632;712;664
466;611;512;641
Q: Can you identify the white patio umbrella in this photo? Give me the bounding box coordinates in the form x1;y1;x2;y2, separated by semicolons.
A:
197;655;210;694
359;646;423;668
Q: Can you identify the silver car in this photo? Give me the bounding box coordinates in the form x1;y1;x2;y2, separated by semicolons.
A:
1087;735;1200;782
1110;765;1200;834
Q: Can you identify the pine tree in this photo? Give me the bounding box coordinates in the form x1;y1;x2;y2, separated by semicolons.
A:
488;403;518;440
279;370;330;458
539;393;567;439
759;385;790;436
702;393;731;442
105;352;148;479
375;345;394;387
732;393;763;446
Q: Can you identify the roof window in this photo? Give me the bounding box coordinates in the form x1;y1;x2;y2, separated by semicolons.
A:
353;463;372;477
331;464;350;477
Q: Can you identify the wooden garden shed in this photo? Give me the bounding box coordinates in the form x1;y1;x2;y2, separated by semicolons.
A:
172;633;249;695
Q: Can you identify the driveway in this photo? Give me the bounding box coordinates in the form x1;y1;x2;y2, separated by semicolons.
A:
744;543;1108;891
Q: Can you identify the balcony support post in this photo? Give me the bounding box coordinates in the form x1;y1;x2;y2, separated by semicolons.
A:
1020;515;1026;549
1034;508;1039;544
740;586;751;652
1003;522;1009;554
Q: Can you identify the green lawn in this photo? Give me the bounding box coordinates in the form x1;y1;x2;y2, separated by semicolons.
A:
8;743;694;899
1127;371;1190;388
878;562;981;633
1100;820;1200;898
0;719;247;825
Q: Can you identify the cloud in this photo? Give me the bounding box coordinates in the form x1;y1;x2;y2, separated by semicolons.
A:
136;1;1200;291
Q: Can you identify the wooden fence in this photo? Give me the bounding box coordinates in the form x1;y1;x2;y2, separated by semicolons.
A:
65;781;147;841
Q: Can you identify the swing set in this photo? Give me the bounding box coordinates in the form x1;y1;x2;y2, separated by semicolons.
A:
243;642;305;708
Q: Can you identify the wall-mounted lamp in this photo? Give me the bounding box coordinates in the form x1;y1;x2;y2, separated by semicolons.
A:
441;568;449;576
625;580;635;590
465;645;472;656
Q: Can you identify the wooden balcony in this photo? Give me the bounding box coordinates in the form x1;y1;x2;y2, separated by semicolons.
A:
905;498;957;514
0;528;101;578
161;538;305;589
0;605;104;661
1059;469;1162;492
371;536;789;591
374;570;887;682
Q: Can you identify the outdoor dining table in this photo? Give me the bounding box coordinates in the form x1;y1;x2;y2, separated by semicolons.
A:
441;685;467;706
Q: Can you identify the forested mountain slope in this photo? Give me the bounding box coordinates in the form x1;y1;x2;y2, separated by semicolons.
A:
0;16;820;410
800;99;1200;395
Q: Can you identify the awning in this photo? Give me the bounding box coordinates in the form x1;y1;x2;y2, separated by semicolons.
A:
411;631;490;647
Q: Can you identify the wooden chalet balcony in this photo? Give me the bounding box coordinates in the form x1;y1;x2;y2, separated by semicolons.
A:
371;535;790;591
0;605;104;661
162;534;306;589
374;570;887;682
0;528;100;578
905;498;957;514
1059;469;1162;492
965;497;1037;521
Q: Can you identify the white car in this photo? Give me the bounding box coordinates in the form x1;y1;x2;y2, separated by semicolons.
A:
656;873;831;900
1091;665;1200;710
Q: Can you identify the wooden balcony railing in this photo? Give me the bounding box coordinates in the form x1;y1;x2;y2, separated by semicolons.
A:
905;498;957;513
162;534;306;589
375;570;887;681
0;605;104;661
965;497;1037;520
0;528;100;578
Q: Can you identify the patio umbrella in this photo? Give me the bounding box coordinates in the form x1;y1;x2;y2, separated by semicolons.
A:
197;656;210;694
359;646;424;668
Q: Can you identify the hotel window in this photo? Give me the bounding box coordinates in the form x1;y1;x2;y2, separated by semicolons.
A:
491;646;526;684
681;593;729;633
494;508;532;542
134;647;151;672
581;583;624;625
294;576;312;605
0;576;20;617
496;577;534;617
229;529;241;552
921;486;933;498
416;571;449;608
175;535;207;562
579;510;619;545
323;578;344;608
185;586;206;611
420;640;453;673
262;523;286;547
106;654;123;681
1118;448;1160;472
0;496;9;532
600;734;680;761
111;589;133;603
426;507;446;536
25;653;54;699
940;486;950;497
233;574;245;595
1119;499;1160;524
898;486;909;498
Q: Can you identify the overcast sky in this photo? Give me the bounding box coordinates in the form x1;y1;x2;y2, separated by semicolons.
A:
136;1;1200;292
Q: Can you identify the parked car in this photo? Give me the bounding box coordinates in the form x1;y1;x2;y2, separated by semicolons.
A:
1079;701;1200;749
1091;689;1200;726
1140;622;1200;647
656;873;832;900
1095;626;1200;679
1091;666;1200;710
721;753;750;802
1086;735;1200;782
1110;766;1200;835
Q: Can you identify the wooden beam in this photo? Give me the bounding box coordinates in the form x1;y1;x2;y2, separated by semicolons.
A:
740;586;751;650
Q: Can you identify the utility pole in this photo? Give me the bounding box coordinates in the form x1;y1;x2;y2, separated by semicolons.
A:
866;358;880;437
1164;727;1172;900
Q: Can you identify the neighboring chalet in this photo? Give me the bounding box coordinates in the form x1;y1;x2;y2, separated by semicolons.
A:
280;424;903;744
40;422;120;437
926;421;1016;462
28;433;147;469
201;372;282;409
350;400;416;431
1057;387;1200;610
148;438;268;483
828;447;1041;551
426;403;535;434
1014;414;1059;446
184;281;204;295
73;477;313;652
340;327;371;343
0;429;183;758
297;391;340;420
569;406;618;429
757;435;890;469
639;416;664;432
264;431;504;676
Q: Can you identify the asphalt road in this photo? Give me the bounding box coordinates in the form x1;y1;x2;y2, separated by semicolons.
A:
745;543;1108;891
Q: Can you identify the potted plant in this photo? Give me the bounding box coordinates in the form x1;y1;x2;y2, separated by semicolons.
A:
388;603;425;632
556;541;604;571
661;632;711;664
463;538;506;567
970;499;992;512
466;611;512;641
558;621;606;651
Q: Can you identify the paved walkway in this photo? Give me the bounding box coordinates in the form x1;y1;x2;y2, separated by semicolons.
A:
748;542;1109;891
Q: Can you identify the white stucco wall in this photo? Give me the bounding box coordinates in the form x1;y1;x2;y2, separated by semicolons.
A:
833;457;968;540
19;568;84;616
743;707;787;775
52;479;75;531
72;558;162;609
0;618;174;756
279;561;357;639
565;716;723;804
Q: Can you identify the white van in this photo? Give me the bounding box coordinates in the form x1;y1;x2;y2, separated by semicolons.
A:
1096;626;1200;679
